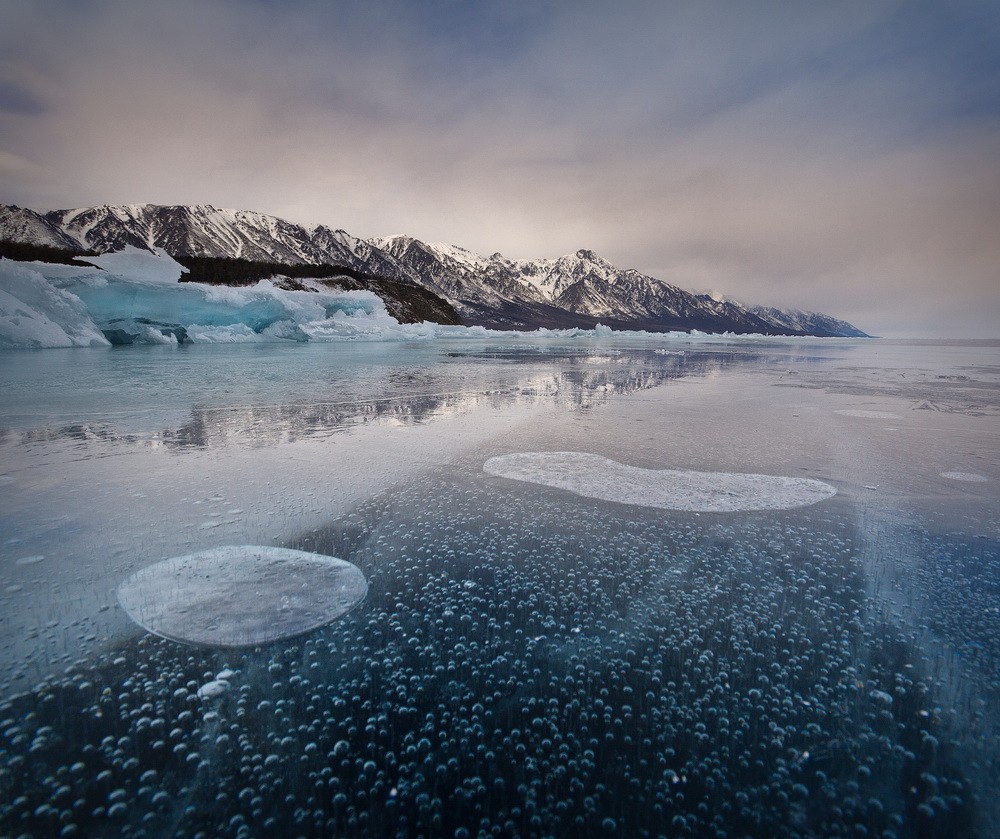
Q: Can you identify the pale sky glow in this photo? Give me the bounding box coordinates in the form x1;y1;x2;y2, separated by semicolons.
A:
1;0;998;336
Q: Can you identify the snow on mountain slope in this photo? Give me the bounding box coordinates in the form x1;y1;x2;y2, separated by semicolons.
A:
372;236;503;305
0;203;868;336
34;205;407;279
376;240;779;330
0;205;80;249
748;305;870;338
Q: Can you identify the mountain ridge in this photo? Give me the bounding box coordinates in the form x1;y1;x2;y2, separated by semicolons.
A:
0;203;868;336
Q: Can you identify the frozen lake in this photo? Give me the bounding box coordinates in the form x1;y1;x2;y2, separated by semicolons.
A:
1;336;998;837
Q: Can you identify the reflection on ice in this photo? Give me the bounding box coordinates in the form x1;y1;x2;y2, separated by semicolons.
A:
0;344;730;449
117;546;367;646
484;451;837;512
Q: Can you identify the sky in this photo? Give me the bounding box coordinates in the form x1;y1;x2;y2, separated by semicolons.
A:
1;0;998;337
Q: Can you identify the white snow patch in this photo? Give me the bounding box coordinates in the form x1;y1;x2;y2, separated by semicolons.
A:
484;452;837;512
940;472;988;483
74;246;188;284
117;546;368;647
425;241;489;272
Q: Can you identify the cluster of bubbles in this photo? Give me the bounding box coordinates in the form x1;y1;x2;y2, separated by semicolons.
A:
907;530;1000;690
0;471;980;837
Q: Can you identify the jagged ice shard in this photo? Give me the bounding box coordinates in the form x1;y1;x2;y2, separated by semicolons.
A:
117;546;368;647
484;451;837;512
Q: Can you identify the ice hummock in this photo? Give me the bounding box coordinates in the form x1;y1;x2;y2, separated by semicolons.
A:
116;546;368;647
484;451;838;512
0;261;111;348
0;249;433;347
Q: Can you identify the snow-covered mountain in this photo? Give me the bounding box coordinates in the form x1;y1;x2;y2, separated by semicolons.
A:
369;238;832;334
0;204;80;250
0;203;404;280
745;305;868;339
0;203;868;336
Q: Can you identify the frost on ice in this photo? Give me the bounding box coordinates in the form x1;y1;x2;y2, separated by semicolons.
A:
484;452;837;512
117;546;368;647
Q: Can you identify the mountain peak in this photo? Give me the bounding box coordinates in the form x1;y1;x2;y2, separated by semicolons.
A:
570;249;618;273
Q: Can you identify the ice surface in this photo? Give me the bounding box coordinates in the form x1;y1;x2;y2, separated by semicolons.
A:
483;451;837;512
116;546;367;646
1;336;999;837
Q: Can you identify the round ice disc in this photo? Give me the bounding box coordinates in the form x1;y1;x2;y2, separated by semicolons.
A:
117;546;368;647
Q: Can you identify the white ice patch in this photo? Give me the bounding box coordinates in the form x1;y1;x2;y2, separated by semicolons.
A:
940;472;988;483
483;452;837;512
834;409;901;419
117;546;368;647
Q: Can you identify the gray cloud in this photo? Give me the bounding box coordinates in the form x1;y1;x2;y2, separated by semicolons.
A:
1;0;998;336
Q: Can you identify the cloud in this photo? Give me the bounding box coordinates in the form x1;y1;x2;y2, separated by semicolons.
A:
0;82;47;116
1;0;998;335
